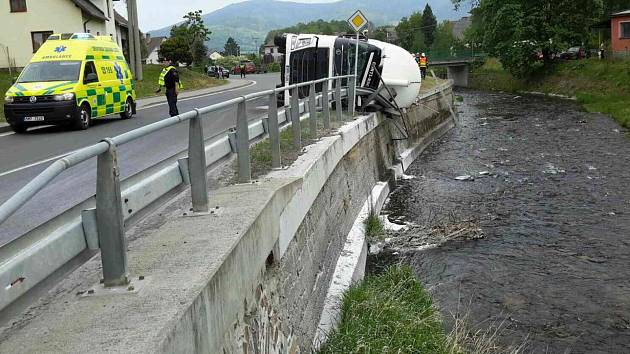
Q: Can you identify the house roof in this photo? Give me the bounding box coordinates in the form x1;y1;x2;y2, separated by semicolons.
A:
114;10;128;28
147;36;167;54
71;0;108;21
264;39;277;48
612;9;630;17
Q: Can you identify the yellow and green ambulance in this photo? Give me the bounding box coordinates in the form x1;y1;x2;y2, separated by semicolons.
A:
4;33;136;133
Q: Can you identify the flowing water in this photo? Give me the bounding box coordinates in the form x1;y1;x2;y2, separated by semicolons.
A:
381;90;630;353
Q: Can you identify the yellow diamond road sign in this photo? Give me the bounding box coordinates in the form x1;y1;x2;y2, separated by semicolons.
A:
348;10;368;32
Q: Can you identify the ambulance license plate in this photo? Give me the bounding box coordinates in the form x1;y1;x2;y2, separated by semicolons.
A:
24;116;45;122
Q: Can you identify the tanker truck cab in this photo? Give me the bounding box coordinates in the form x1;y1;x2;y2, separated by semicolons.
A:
276;33;382;106
276;33;421;111
4;33;136;134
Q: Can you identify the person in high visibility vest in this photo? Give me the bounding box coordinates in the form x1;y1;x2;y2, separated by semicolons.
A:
156;58;183;117
419;53;428;79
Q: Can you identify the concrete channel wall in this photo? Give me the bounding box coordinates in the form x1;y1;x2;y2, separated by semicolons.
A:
0;82;454;353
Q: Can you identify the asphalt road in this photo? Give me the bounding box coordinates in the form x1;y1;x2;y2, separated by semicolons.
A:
0;73;281;246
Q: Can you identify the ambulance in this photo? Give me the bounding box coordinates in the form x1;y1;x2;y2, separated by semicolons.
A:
4;33;136;133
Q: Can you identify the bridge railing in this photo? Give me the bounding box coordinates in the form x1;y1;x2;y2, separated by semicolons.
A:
425;49;487;63
0;74;356;310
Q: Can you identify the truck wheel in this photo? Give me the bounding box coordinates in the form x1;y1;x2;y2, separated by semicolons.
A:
10;124;27;134
120;97;134;119
73;104;91;130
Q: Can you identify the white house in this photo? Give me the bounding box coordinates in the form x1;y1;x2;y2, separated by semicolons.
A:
209;51;223;61
145;35;166;64
0;0;120;68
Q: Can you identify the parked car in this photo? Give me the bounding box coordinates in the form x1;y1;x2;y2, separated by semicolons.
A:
559;47;588;60
232;61;257;75
207;66;230;78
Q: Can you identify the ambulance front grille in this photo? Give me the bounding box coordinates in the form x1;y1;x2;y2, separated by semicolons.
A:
13;96;56;104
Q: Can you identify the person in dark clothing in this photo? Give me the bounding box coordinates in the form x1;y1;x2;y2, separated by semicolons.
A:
156;59;182;117
240;64;246;78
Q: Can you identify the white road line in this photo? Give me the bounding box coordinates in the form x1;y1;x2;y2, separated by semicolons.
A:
0;125;51;137
0;80;262;176
136;80;257;111
0;149;79;178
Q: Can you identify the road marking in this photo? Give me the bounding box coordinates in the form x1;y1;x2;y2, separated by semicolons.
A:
136;80;257;111
0;149;80;178
0;79;263;176
0;125;52;137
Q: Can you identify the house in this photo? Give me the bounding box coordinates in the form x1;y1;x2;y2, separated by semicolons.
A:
263;39;282;64
145;35;166;64
209;51;223;61
611;10;630;57
0;0;122;68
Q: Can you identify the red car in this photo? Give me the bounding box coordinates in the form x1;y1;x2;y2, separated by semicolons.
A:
232;61;257;74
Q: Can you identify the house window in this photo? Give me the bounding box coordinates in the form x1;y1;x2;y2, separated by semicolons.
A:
10;0;27;12
31;31;53;53
621;22;630;39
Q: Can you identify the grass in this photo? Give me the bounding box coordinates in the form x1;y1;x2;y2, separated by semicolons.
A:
319;265;530;354
364;213;385;242
134;64;226;100
470;57;630;128
319;266;450;354
0;65;226;123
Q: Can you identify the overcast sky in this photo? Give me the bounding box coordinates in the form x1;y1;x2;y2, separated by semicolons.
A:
114;0;339;32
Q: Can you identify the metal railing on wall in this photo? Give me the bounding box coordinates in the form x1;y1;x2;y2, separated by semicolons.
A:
0;74;356;309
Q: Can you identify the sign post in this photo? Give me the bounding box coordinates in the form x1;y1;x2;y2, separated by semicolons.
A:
348;10;368;117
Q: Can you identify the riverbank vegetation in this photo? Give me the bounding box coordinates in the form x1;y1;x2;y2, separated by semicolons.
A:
319;265;528;353
471;58;630;128
318;266;450;354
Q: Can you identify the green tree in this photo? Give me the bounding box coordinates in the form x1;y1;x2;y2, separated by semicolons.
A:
396;12;424;52
158;36;193;65
421;4;438;47
455;0;605;77
165;10;211;66
224;37;240;56
183;10;211;65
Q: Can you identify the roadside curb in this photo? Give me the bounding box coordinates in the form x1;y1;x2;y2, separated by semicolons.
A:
0;123;10;134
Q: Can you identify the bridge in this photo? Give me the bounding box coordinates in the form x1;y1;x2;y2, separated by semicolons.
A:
425;50;486;87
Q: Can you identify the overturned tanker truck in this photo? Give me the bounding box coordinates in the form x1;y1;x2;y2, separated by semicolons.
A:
274;33;422;115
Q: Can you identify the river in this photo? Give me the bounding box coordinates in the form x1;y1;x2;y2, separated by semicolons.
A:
379;90;630;353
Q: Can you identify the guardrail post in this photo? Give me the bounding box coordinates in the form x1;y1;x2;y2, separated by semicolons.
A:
322;80;331;130
96;139;129;287
268;92;281;168
308;82;317;139
236;99;251;183
290;86;301;149
348;75;356;117
335;78;342;122
188;109;209;212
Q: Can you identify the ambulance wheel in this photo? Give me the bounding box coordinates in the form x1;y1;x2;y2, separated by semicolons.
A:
10;124;27;134
120;97;134;120
73;104;91;130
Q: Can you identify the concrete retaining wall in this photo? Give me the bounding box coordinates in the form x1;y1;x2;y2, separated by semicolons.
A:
0;82;454;353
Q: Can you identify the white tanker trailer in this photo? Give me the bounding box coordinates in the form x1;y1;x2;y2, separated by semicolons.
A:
274;33;422;113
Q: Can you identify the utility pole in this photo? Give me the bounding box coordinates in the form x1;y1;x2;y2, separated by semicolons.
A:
126;0;143;81
126;0;136;76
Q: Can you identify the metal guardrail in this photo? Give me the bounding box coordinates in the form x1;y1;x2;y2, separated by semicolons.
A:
0;75;356;309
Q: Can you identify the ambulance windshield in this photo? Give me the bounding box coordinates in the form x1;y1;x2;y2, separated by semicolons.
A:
18;61;82;83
